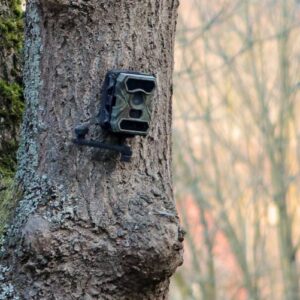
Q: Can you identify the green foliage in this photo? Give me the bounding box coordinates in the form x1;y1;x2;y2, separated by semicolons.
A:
0;0;24;235
0;80;24;176
0;0;24;176
0;80;24;122
0;0;24;51
0;176;21;236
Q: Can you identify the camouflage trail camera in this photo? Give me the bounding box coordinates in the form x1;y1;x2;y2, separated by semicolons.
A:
99;70;156;135
73;70;156;162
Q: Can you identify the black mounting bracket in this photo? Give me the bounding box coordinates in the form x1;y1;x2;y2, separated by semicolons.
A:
73;124;132;162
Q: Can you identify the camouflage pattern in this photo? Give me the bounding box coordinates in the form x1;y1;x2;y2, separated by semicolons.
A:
102;71;156;136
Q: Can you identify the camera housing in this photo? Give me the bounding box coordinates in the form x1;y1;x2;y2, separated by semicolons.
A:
73;70;155;162
99;70;156;136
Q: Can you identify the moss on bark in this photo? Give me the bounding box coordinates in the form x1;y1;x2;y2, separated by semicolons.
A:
0;0;24;236
0;0;24;175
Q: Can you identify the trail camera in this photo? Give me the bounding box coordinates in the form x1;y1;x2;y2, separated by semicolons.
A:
73;70;156;162
99;71;156;135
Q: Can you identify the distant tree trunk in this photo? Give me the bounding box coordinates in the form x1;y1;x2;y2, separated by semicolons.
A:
0;0;183;299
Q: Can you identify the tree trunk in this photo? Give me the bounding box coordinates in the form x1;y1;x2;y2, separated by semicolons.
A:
0;0;183;299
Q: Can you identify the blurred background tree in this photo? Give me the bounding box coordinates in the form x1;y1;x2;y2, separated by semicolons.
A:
171;0;300;299
0;0;24;232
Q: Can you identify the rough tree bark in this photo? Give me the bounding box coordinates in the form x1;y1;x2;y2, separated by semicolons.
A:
0;0;183;299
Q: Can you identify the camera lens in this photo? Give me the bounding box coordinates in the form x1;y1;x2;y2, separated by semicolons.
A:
131;93;144;105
